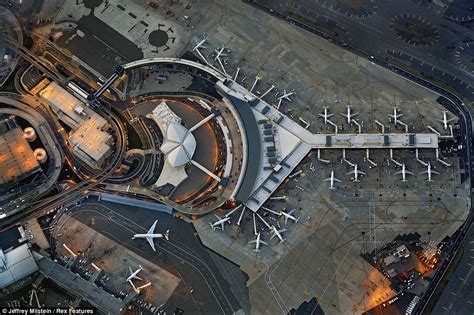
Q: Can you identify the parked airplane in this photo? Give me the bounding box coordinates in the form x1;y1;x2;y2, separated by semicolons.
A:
192;37;207;51
126;265;143;283
319;106;333;124
389;107;403;125
420;162;439;182
132;220;169;251
437;110;455;130
323;170;342;189
248;233;268;252
214;47;227;60
277;89;295;102
340;106;357;124
394;163;413;182
277;89;295;108
347;164;365;182
270;225;286;243
280;208;299;224
210;214;231;231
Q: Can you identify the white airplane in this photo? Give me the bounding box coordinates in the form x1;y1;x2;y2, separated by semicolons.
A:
319;106;333;124
340;106;357;124
277;89;295;108
347;164;365;182
132;220;169;251
277;89;295;102
192;37;207;51
248;233;268;252
270;225;286;243
279;208;299;224
437;110;455;130
389;107;403;125
420;162;439;182
323;170;342;190
394;163;413;182
126;265;143;283
214;47;227;60
210;214;231;231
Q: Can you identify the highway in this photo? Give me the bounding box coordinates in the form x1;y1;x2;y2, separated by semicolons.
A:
0;36;129;231
243;3;474;314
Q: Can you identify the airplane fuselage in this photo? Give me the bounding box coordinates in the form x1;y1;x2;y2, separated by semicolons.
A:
280;212;299;223
271;227;284;242
133;233;165;239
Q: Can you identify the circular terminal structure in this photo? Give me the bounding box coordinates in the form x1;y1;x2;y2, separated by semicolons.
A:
160;122;197;167
390;14;440;47
33;148;48;164
454;41;474;75
23;127;36;142
317;0;378;18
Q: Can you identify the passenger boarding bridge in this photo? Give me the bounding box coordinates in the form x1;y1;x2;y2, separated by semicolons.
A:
86;58;441;213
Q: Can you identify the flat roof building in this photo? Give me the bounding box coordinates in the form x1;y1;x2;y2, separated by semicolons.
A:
0;123;40;188
69;116;112;168
0;242;38;290
38;81;112;169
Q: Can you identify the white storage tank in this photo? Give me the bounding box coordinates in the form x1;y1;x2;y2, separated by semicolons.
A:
33;148;47;164
23;127;36;142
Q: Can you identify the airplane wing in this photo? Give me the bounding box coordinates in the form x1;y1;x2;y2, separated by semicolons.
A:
394;170;402;175
214;214;222;220
248;240;257;244
447;118;455;122
323;177;331;182
129;266;133;275
347;170;355;175
284;216;289;225
146;236;156;251
350;112;358;117
359;170;366;175
431;170;440;175
333;178;342;182
405;170;414;175
261;240;269;246
420;170;428;174
288;209;296;216
147;220;158;234
220;222;225;231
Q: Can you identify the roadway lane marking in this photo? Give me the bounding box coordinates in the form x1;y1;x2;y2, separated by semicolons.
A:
69;204;233;314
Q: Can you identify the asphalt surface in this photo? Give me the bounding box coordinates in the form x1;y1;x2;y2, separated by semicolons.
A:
432;221;474;314
242;1;474;313
246;0;474;101
67;199;244;314
56;14;143;77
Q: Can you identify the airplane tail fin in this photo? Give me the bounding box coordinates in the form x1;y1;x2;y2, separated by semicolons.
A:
165;230;170;240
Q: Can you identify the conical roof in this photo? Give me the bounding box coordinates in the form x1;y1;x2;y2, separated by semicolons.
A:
160;122;196;167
